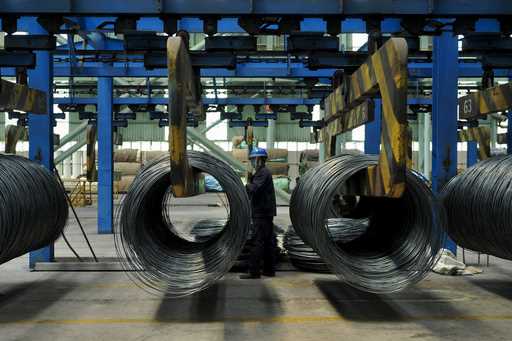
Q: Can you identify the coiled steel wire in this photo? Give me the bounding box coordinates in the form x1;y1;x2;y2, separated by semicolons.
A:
284;218;369;273
115;151;251;297
0;154;68;265
290;153;444;293
442;155;512;260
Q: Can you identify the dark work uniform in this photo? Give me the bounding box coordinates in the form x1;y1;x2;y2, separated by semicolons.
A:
246;166;277;276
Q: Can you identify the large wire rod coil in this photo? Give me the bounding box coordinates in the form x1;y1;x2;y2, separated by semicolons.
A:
115;151;251;297
0;154;68;265
290;153;444;293
442;155;512;260
284;218;369;273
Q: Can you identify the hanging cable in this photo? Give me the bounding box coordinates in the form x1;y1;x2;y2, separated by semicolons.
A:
60;231;82;262
290;153;445;293
115;151;251;297
54;167;98;262
0;155;68;265
442;155;512;260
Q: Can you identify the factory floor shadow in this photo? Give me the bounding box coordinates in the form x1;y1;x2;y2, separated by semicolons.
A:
155;279;284;340
469;279;512;301
0;278;75;322
314;278;496;339
155;279;284;323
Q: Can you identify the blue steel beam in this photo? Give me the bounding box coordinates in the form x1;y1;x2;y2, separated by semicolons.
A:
28;20;54;268
467;141;478;166
15;16;502;34
97;77;113;234
364;99;381;155
2;1;512;15
53;97;432;106
431;30;458;255
3;62;510;79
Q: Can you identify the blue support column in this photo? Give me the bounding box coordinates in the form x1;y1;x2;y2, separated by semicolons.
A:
508;111;512;155
364;99;381;154
432;31;458;254
467;141;478;167
28;20;54;267
97;77;113;234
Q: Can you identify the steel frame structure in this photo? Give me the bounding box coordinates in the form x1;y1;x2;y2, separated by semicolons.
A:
1;1;511;16
0;11;508;265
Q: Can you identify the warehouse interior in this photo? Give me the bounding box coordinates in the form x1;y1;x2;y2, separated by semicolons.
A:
1;2;512;340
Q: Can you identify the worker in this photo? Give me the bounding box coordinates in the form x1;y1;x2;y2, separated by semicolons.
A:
240;146;277;279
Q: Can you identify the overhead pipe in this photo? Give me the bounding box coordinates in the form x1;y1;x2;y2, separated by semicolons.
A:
54;139;87;165
56;121;89;149
187;127;291;203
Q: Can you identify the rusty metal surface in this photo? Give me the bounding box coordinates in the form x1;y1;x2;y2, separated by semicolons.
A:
322;38;409;198
0;79;47;114
321;100;374;141
4;125;28;154
167;36;204;197
86;124;97;181
458;126;491;161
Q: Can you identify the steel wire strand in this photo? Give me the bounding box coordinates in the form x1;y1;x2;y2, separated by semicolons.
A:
0;154;68;265
115;151;251;297
442;155;512;260
284;218;369;273
290;153;445;293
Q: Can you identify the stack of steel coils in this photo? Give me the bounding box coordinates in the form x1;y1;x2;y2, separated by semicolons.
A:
442;155;512;260
284;218;368;273
0;155;68;265
115;152;251;297
290;153;444;293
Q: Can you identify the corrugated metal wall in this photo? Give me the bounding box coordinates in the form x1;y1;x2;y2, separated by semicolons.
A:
118;113;164;141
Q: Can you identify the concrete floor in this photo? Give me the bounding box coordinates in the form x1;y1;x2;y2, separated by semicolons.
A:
1;198;512;340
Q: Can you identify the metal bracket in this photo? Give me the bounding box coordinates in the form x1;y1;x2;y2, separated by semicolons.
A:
86;123;97;181
167;35;204;197
205;36;257;51
238;16;300;35
0;79;47;114
0;51;36;68
145;51;236;69
229;119;268;128
458;82;512;120
321;38;409;198
287;33;339;52
124;32;167;51
4;35;56;51
458;126;491;161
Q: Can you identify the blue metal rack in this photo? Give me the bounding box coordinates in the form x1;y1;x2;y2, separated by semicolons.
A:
431;30;459;254
2;10;508;265
27;18;55;268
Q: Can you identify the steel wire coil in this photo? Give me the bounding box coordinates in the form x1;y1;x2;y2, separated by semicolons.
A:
442;155;512;260
115;151;251;297
290;153;444;293
0;154;68;265
284;218;369;273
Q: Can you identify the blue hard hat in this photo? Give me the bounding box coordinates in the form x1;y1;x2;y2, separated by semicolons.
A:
249;147;268;159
